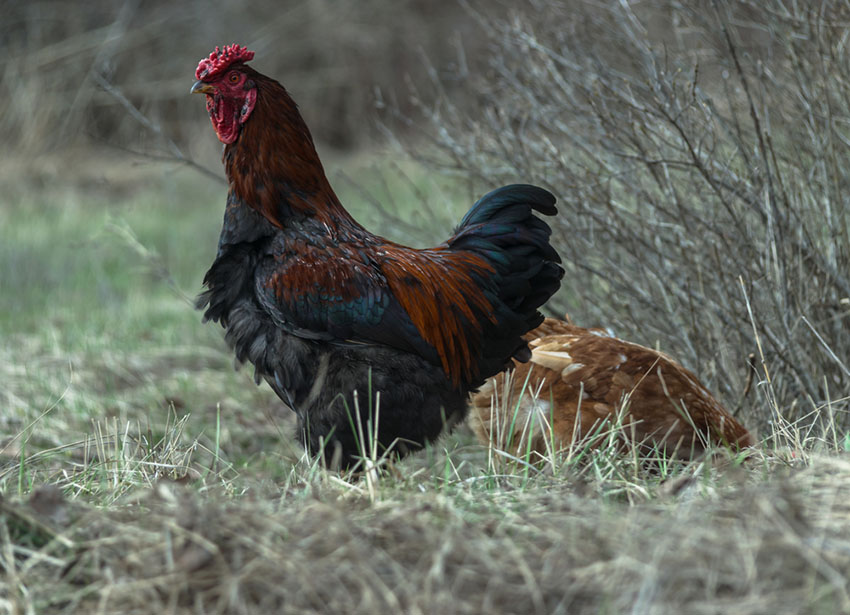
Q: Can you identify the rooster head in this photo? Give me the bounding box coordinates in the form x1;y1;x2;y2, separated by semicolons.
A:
191;44;258;144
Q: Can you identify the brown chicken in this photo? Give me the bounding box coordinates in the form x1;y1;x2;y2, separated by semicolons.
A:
469;318;753;460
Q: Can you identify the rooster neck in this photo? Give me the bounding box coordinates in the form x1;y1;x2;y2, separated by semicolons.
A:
222;72;358;232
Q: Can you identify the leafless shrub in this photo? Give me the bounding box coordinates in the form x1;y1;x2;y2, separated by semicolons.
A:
401;0;850;433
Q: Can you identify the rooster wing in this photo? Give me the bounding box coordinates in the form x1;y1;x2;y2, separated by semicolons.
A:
252;185;561;389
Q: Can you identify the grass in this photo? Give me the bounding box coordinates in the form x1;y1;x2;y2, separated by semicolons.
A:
1;152;849;613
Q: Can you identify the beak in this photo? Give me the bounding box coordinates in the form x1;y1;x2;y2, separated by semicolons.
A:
191;80;214;95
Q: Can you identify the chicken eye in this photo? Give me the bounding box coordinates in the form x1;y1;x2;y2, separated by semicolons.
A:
228;72;240;84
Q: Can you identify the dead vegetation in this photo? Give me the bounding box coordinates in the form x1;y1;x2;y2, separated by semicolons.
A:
2;451;849;614
402;0;850;434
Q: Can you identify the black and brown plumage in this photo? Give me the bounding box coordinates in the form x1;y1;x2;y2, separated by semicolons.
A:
190;45;563;468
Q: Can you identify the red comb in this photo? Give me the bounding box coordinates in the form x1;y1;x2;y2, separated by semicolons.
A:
195;44;255;80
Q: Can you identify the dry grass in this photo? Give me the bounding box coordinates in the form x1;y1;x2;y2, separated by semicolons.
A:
2;447;850;614
2;154;847;613
2;290;848;615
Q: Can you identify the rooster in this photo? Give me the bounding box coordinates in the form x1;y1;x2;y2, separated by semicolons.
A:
469;318;753;461
191;45;563;468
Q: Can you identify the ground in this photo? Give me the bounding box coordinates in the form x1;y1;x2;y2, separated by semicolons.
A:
1;151;849;614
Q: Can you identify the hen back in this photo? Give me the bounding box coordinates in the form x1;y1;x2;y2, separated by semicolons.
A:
469;318;753;461
192;47;563;468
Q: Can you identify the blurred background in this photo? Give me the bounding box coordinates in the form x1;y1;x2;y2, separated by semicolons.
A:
2;0;849;467
2;0;489;156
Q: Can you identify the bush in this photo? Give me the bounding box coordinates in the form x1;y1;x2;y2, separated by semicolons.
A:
405;0;850;433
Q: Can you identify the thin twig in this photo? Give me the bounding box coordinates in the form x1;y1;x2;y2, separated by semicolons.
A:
92;72;225;184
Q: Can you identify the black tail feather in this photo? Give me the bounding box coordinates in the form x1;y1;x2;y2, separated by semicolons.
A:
450;184;564;384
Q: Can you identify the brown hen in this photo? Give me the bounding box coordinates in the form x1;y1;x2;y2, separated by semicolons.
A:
469;318;753;460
